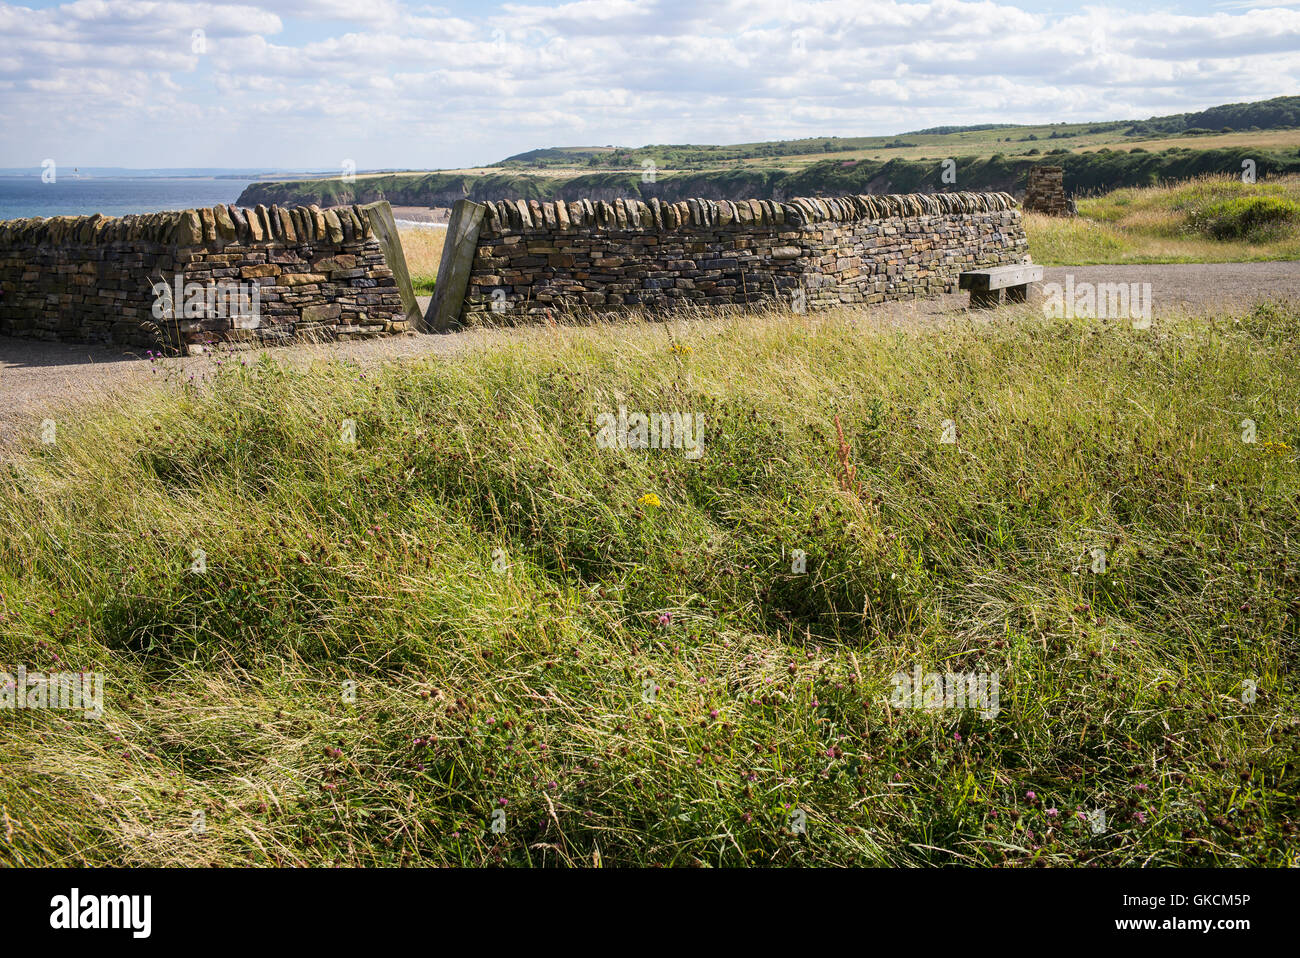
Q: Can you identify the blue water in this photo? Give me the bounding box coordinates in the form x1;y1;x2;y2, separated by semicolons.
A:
0;176;253;221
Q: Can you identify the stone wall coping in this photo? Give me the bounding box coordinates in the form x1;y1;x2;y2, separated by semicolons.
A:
479;191;1018;235
0;203;376;248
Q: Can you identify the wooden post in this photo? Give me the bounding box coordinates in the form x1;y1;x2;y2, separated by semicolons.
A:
425;200;486;332
359;201;421;330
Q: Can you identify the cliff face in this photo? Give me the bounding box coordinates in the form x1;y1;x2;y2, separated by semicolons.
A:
236;147;1300;212
238;174;480;210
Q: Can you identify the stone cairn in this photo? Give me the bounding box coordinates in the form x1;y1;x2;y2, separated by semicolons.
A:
1022;166;1074;216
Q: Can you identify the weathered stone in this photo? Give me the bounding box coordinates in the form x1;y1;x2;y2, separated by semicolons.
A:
213;205;236;241
198;207;217;242
301;303;341;323
313;254;357;272
309;205;328;238
323;210;345;244
281;273;327;286
175;209;204;246
275;208;296;243
291;208;311;241
349;206;368;237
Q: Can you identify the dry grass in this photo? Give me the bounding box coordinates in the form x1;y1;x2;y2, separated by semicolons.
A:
1027;174;1300;264
1077;129;1300;156
396;227;446;294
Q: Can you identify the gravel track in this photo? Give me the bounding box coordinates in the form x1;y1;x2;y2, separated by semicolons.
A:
3;262;1296;445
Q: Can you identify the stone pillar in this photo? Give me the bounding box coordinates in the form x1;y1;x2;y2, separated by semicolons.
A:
1022;166;1073;216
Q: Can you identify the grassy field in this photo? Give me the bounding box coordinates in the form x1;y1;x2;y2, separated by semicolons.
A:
493;98;1300;173
396;227;445;295
2;299;1297;867
724;128;1300;170
1026;175;1300;265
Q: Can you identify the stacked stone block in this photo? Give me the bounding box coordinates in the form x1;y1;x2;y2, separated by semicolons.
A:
1022;167;1073;216
458;191;1027;323
0;203;410;350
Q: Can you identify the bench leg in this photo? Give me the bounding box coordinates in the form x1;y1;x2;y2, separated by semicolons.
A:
969;289;1003;308
1005;284;1028;304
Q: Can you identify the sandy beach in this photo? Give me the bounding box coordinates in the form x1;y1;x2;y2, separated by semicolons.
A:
389;205;450;225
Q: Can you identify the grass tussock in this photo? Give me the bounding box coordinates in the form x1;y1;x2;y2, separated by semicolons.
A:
1;301;1298;867
1027;174;1300;265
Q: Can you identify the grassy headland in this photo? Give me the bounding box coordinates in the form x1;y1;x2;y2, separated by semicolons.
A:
239;146;1300;214
236;97;1300;211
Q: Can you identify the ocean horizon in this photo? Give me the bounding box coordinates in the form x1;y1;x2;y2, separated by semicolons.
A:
0;175;255;221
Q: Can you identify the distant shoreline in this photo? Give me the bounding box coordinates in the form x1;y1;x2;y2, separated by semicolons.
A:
388;205;451;226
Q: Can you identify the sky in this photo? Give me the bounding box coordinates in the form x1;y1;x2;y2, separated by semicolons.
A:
0;0;1298;172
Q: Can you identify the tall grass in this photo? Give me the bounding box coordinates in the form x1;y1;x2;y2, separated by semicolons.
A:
2;301;1297;866
396;226;445;295
1028;174;1300;264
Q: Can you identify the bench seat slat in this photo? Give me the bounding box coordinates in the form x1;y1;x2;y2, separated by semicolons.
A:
959;265;1044;291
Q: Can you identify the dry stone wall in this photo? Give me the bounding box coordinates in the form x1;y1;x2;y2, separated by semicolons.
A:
0;201;418;351
442;191;1027;326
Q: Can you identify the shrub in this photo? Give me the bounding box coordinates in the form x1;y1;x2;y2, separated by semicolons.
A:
1186;195;1300;241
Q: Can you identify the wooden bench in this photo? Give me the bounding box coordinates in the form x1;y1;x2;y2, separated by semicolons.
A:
959;264;1044;308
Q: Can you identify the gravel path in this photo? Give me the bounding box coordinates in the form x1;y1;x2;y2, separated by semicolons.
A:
3;262;1297;444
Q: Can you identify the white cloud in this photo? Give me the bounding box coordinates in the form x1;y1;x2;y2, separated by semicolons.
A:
0;0;1296;169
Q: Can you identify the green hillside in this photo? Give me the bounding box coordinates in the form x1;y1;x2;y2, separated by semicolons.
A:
234;96;1300;210
493;96;1300;172
238;147;1300;211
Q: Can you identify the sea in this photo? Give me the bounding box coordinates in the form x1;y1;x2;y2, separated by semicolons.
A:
0;173;255;221
0;172;447;228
